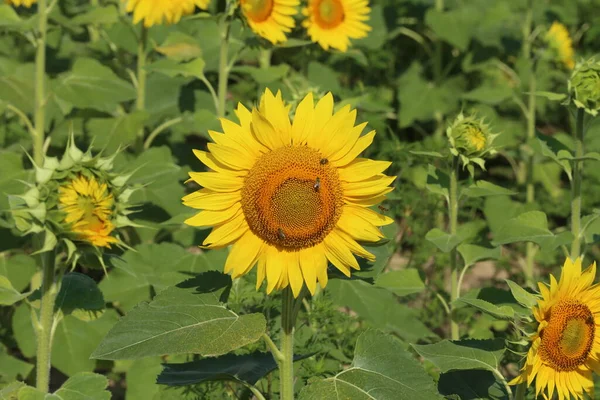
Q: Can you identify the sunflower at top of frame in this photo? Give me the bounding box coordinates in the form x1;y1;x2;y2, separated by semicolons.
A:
124;0;210;27
183;88;394;297
302;0;371;52
544;21;575;70
5;0;36;7
510;257;600;400
239;0;299;44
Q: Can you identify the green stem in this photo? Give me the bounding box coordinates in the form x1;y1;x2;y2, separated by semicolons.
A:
433;0;443;85
514;381;526;400
33;0;48;166
280;287;295;400
135;25;148;151
143;117;183;149
217;17;231;118
523;0;536;286
449;157;459;340
35;246;57;392
571;108;585;259
259;48;272;69
262;333;283;364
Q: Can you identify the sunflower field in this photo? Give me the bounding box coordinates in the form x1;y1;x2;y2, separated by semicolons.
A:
4;0;600;399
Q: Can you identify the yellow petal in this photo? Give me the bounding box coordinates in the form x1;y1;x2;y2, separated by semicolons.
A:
188;172;243;192
291;92;314;145
339;158;392;183
184;204;241;227
224;230;263;277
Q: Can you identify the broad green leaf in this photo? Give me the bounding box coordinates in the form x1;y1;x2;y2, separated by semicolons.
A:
0;63;35;113
12;303;36;358
462;84;512;105
352;223;398;280
0;382;25;399
438;370;509;400
299;330;442;400
87;112;148;153
456;298;515;320
234;65;290;85
506;280;538;309
409;150;444;158
328;279;435;342
425;165;450;199
425;228;462;253
458;287;529;317
307;62;340;93
461;181;515;198
374;269;424;297
18;372;110;400
457;243;501;267
0;275;27;305
54;273;105;319
0;5;21;28
412;338;505;373
91;272;267;360
70;6;119;25
534;132;572;179
158;352;281;386
426;8;478;50
155;32;202;61
0;344;33;381
492;211;554;246
532;91;567;101
53;58;136;113
0;254;36;293
146;58;206;80
125;358;162;400
0;150;33;212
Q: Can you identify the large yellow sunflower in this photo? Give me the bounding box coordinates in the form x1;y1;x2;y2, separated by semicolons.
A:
545;21;575;70
58;175;118;248
183;89;393;297
302;0;371;52
510;258;600;400
5;0;36;7
124;0;210;27
240;0;299;44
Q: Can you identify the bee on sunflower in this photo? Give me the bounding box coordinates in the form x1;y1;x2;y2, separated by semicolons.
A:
183;88;394;297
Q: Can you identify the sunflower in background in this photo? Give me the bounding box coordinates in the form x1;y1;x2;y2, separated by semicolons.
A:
302;0;371;52
4;0;36;7
183;89;393;297
545;21;575;70
239;0;299;44
124;0;210;27
510;258;600;399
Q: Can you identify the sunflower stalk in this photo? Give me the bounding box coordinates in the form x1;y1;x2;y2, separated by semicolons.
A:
280;287;296;400
217;16;231;118
570;108;585;259
35;244;58;392
135;25;148;152
33;0;48;166
449;156;460;340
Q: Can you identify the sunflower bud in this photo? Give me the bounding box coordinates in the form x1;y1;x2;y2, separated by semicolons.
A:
446;113;498;174
544;22;575;70
569;58;600;116
8;136;138;268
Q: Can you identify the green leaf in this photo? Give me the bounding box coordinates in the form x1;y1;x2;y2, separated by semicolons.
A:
307;62;340;93
0;344;33;381
299;330;442;400
456;298;515;320
328;279;435;342
155;32;203;61
426;228;462;253
438;370;509;400
426;8;478;50
374;269;424;297
54;273;105;319
12;303;36;358
425;165;450;199
0;382;25;399
146;58;206;80
0;254;36;293
506;280;538;309
492;211;554;246
125;358;162;400
462;84;513;105
461;180;515;198
70;6;119;25
409;150;445;158
158;352;286;386
53;58;136;113
234;65;290;85
18;372;110;400
0;5;21;28
412;338;505;373
86;112;148;153
534;132;572;179
457;244;501;267
0;150;33;212
532;91;567;101
0;275;28;305
91;272;267;360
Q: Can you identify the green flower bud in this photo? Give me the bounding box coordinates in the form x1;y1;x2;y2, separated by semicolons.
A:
569;58;600;116
446;113;499;175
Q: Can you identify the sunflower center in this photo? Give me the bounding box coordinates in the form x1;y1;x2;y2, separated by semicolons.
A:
241;0;274;23
241;146;343;250
538;299;596;371
314;0;345;29
465;127;486;151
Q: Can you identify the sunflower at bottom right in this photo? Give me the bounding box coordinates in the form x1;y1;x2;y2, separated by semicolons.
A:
510;257;600;400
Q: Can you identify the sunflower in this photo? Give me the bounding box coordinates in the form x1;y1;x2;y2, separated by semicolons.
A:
59;175;118;248
124;0;210;27
183;89;393;297
545;21;575;70
510;258;600;400
5;0;36;7
302;0;371;52
239;0;299;44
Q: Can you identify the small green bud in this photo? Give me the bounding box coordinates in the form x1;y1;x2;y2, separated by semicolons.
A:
446;113;499;175
569;59;600;116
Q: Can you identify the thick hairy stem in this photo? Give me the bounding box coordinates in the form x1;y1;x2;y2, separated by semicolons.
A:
35;246;57;392
449;157;459;340
135;25;148;151
570;108;585;259
279;288;295;400
217;18;230;118
33;0;48;166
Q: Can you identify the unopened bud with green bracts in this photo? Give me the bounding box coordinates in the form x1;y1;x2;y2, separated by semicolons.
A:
569;58;600;116
446;113;499;175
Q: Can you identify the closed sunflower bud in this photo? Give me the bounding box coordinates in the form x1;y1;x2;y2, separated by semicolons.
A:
9;136;139;267
544;22;575;70
569;59;600;116
446;113;498;174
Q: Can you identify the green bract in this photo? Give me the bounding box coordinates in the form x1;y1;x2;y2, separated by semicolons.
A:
8;136;138;268
446;113;499;175
568;58;600;116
